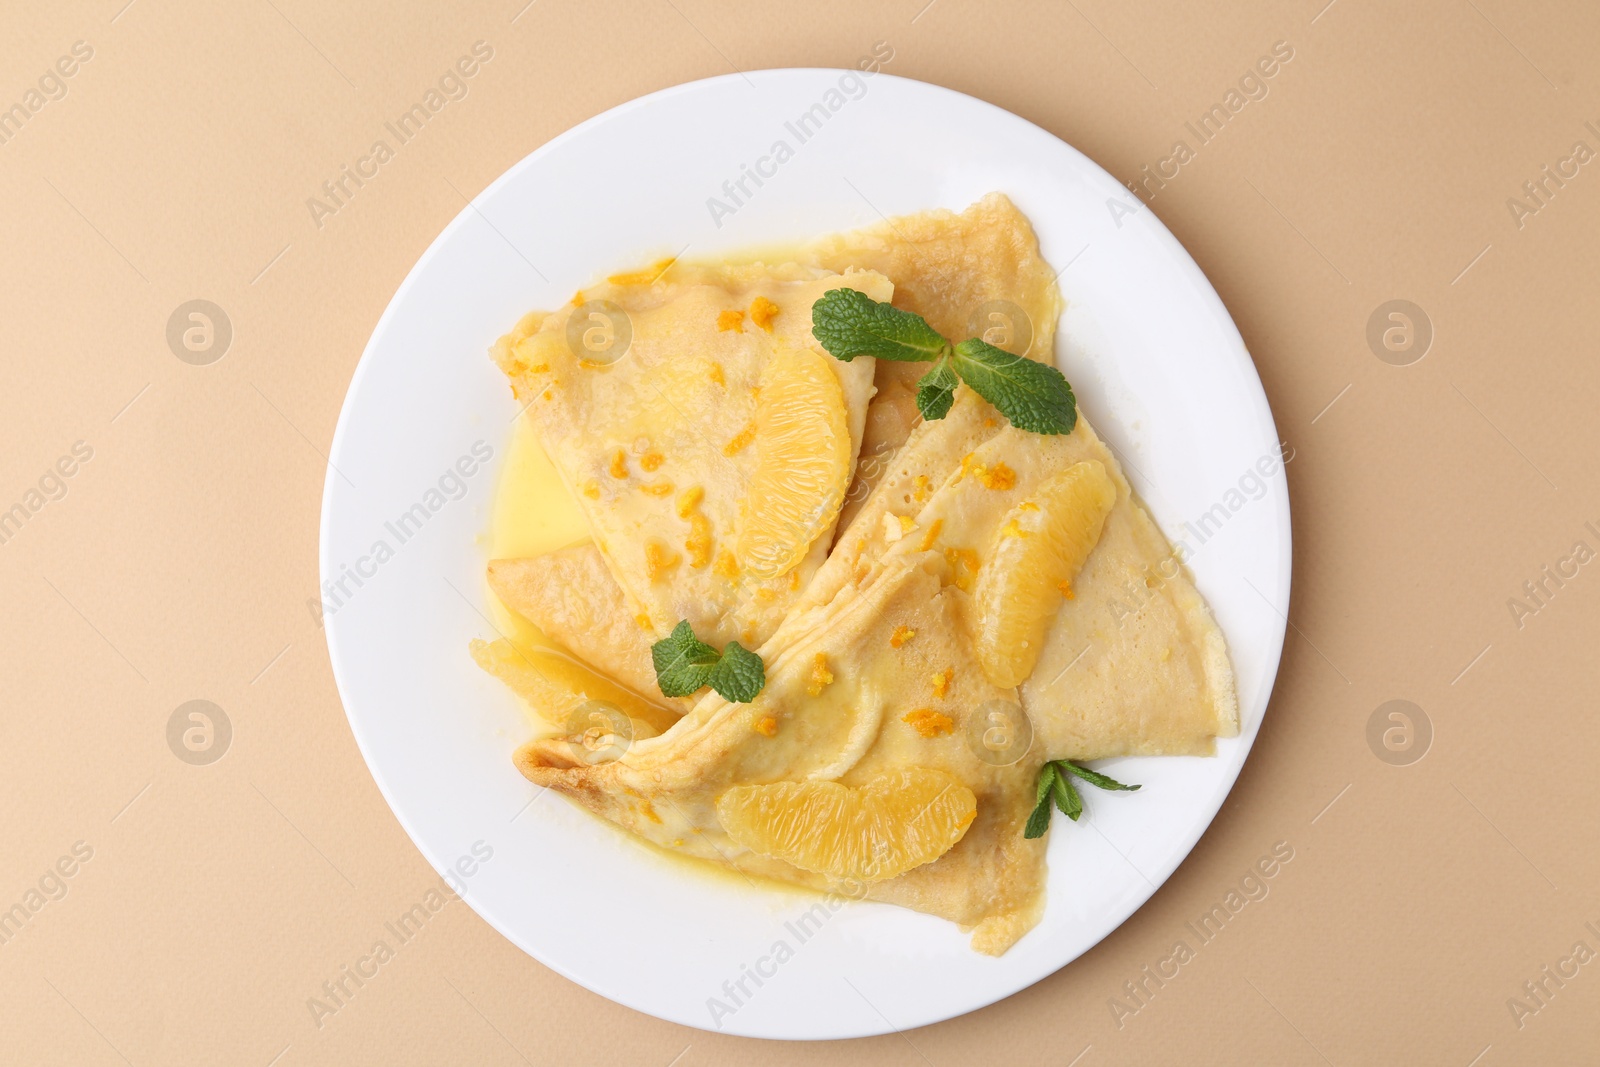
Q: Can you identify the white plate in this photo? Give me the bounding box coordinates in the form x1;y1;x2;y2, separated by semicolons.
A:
321;69;1290;1040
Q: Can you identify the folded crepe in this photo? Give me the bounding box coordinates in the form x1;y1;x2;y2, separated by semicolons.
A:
492;261;892;651
488;193;1063;706
515;551;1048;955
479;194;1239;956
792;388;1238;759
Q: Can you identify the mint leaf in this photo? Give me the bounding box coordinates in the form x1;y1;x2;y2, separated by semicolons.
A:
1024;764;1057;839
914;360;958;421
651;621;720;697
1035;762;1058;806
1024;795;1053;838
651;621;768;702
1061;761;1141;793
1023;759;1141;839
811;288;950;363
1051;769;1083;822
708;641;765;703
950;339;1077;435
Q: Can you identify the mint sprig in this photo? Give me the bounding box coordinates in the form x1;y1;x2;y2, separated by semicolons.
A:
651;620;766;703
1023;760;1140;839
811;289;1077;434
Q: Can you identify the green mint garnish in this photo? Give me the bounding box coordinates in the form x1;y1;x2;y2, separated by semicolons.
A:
651;620;766;703
706;640;765;703
1023;760;1140;839
811;289;1077;434
914;360;959;421
950;339;1077;435
810;286;950;363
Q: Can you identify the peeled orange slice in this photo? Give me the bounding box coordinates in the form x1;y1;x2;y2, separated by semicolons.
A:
735;346;852;580
717;768;977;883
973;460;1117;687
469;637;679;735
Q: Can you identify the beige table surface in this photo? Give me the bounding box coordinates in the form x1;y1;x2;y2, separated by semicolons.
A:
5;0;1599;1063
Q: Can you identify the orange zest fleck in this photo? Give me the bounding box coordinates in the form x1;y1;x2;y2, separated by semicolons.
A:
686;512;713;569
912;474;931;502
607;257;676;286
1058;579;1075;599
723;421;757;456
807;653;834;696
676;485;704;518
930;667;953;699
645;541;680;582
917;518;944;553
748;296;780;332
977;462;1016;490
902;708;955;738
714;550;740;579
717;309;745;332
753;716;779;737
890;625;917;649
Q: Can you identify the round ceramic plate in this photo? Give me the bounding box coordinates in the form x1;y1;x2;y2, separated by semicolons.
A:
322;69;1290;1040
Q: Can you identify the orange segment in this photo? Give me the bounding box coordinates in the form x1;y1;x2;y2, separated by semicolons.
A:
973;460;1117;687
468;638;678;735
716;768;976;883
734;345;851;579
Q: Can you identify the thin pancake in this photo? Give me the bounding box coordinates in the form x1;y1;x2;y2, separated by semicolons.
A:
514;555;1047;955
493;263;891;650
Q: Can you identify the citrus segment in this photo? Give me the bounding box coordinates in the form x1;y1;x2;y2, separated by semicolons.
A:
717;768;977;882
974;460;1117;687
469;638;678;735
735;346;852;579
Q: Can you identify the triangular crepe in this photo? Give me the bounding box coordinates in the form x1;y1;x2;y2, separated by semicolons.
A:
486;547;690;712
492;262;891;650
790;389;1238;759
